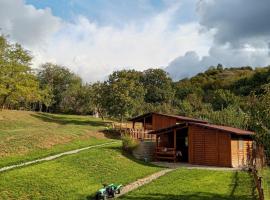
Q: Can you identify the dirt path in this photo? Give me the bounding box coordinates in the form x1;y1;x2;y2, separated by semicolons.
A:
0;141;119;173
116;168;174;198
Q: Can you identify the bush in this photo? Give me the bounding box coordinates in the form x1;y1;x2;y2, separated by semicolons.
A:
121;135;139;153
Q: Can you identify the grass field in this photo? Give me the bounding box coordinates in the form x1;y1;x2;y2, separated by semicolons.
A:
0;143;161;200
261;167;270;200
0;110;115;167
120;168;257;200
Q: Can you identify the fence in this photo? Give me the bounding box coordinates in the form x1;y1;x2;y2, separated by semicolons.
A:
112;122;155;140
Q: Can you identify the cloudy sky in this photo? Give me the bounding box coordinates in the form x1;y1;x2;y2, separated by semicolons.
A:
0;0;270;82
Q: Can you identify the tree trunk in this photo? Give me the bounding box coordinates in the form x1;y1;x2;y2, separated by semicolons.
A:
98;108;104;120
120;115;123;131
0;95;9;110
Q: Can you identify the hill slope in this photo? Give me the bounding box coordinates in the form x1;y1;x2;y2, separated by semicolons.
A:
0;110;114;167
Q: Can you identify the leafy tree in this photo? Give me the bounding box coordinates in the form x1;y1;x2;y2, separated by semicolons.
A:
209;89;241;110
141;69;174;104
103;70;145;121
91;82;107;119
37;63;82;113
248;85;270;163
0;35;39;109
205;105;250;129
60;84;94;114
39;85;54;112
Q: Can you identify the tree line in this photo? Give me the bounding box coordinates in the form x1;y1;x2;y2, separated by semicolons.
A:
1;35;270;162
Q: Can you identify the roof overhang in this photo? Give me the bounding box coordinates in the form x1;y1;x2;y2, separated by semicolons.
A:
150;123;188;135
149;122;255;136
188;122;255;136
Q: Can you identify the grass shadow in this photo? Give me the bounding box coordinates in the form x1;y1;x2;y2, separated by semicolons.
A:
31;113;121;140
119;192;255;200
101;129;122;140
229;171;257;200
31;113;107;127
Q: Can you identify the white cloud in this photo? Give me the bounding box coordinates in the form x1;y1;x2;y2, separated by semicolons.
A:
0;0;212;82
166;44;270;80
0;0;61;47
31;6;212;82
166;0;270;80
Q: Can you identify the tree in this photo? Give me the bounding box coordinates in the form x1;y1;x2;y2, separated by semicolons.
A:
210;89;241;110
0;35;39;109
91;82;107;119
141;69;174;105
39;85;54;112
248;85;270;163
103;70;145;121
37;63;82;113
60;84;94;114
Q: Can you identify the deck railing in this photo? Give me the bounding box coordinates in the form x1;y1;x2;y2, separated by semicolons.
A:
112;122;155;140
124;128;156;140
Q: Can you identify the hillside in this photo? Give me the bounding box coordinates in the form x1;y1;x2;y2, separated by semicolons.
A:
0;110;115;167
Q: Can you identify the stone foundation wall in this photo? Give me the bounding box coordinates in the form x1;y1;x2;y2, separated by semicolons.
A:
133;140;156;161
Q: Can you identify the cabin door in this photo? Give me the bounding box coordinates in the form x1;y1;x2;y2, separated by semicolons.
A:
176;128;188;162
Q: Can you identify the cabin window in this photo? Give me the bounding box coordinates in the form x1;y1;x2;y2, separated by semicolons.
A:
239;139;244;150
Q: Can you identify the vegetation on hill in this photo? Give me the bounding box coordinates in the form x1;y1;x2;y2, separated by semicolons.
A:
0;35;269;162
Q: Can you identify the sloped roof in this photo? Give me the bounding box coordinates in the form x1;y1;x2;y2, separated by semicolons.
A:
189;122;255;136
150;122;255;136
129;112;207;124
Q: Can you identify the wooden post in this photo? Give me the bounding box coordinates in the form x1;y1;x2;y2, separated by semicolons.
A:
132;121;135;129
174;129;176;162
174;129;176;149
155;135;159;161
143;117;146;130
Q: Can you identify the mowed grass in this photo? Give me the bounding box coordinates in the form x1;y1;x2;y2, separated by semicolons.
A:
261;167;270;200
0;110;115;167
0;143;161;200
120;168;257;200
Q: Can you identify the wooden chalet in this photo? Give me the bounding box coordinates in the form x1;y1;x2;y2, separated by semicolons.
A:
129;112;254;168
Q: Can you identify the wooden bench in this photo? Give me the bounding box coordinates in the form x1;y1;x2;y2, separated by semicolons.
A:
155;147;176;162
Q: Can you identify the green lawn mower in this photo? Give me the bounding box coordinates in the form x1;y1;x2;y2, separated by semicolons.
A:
95;184;123;200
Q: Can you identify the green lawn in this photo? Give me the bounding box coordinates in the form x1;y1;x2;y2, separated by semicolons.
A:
261;167;270;200
0;143;162;200
0;110;115;167
120;168;257;200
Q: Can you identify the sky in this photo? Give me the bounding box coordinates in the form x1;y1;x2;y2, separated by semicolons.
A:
0;0;270;82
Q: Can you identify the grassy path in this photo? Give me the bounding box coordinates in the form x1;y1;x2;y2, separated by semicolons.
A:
0;141;119;173
116;168;174;198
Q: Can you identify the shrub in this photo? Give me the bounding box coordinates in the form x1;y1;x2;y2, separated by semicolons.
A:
121;135;139;153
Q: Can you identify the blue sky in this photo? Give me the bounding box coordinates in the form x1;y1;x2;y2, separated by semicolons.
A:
25;0;197;26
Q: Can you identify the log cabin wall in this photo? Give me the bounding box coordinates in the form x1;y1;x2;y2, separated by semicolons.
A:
152;113;177;130
188;125;232;167
231;138;253;167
